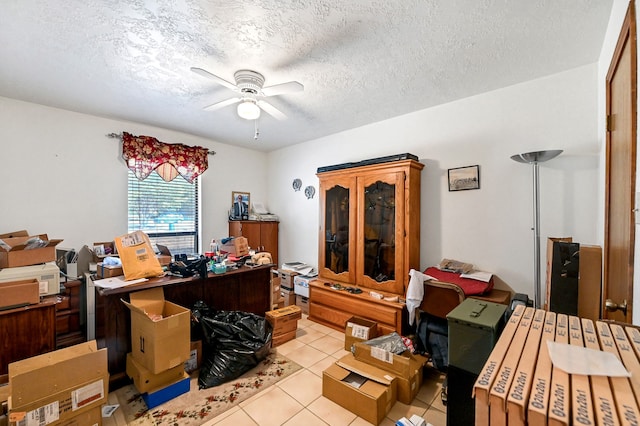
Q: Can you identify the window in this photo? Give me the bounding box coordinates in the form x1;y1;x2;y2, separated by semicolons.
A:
127;170;199;255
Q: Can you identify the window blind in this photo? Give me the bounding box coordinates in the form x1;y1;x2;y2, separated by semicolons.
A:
127;170;199;255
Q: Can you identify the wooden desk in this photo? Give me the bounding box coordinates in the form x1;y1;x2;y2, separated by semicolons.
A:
95;265;272;389
0;297;57;384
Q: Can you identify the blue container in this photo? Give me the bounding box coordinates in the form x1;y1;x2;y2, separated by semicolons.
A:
142;374;190;409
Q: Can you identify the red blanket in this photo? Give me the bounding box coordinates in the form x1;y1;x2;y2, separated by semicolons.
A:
424;267;493;296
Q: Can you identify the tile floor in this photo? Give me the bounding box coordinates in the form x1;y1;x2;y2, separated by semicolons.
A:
110;315;448;426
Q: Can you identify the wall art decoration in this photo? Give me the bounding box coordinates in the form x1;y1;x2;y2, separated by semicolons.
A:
448;165;480;191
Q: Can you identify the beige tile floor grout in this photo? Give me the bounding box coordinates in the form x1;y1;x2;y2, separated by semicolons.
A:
105;314;447;426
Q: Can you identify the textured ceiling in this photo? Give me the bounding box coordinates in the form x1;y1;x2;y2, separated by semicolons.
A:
0;1;613;152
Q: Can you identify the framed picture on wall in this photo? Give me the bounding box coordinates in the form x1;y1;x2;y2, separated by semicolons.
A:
231;191;250;220
448;165;480;191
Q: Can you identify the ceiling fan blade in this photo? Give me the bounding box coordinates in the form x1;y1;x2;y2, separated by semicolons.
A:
190;67;238;91
257;100;287;121
203;97;241;111
262;81;304;97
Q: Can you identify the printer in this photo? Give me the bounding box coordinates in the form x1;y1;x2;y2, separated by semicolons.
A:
0;262;60;296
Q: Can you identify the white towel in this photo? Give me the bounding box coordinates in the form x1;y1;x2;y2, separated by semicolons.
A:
406;268;427;326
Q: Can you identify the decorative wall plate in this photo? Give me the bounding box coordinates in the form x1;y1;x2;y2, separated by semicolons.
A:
305;185;316;199
292;178;302;191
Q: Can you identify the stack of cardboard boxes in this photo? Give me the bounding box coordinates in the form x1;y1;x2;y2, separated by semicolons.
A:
323;316;427;425
278;269;298;307
122;288;191;409
265;305;302;346
474;305;640;425
7;340;108;425
270;269;284;309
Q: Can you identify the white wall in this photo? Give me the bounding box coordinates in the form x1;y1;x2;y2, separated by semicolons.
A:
0;97;268;252
268;64;600;299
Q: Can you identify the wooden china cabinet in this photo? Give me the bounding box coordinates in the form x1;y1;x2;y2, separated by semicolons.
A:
309;154;424;335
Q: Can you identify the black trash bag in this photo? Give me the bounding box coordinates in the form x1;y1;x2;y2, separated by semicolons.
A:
190;300;212;342
198;310;272;389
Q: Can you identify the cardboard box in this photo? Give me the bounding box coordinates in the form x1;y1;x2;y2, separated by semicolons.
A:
604;323;640;423
352;341;424;404
122;287;191;374
265;305;302;335
141;372;190;409
0;279;39;309
57;405;102;426
344;316;378;351
578;245;602;321
126;352;186;394
156;254;171;266
544;237;572;309
0;231;63;269
323;354;397;425
233;237;249;257
184;340;202;374
8;341;108;424
568;316;595;425
473;304;525;426
95;262;123;279
582;320;625;425
506;309;546;426
547;314;570;425
526;311;556;426
295;295;309;315
278;269;300;290
281;288;296;307
488;307;535;426
272;329;297;347
92;241;116;263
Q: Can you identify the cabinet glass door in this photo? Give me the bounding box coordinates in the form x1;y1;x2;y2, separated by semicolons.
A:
357;172;405;293
319;176;356;282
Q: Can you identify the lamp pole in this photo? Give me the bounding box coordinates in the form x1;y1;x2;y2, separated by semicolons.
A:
511;150;562;309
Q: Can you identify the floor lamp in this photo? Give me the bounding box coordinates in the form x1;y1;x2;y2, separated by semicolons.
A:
511;149;563;309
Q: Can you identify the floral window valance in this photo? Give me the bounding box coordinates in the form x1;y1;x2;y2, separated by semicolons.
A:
122;132;209;183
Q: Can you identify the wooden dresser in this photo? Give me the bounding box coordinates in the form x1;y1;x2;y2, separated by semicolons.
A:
0;297;57;384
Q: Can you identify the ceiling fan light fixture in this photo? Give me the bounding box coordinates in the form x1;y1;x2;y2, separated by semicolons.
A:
237;99;261;120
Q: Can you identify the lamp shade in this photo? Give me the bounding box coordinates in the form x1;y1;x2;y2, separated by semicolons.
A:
511;150;563;164
237;99;261;120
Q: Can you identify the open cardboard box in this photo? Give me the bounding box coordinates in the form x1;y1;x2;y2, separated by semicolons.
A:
122;287;191;374
0;230;62;268
344;316;378;351
352;341;425;404
323;353;397;425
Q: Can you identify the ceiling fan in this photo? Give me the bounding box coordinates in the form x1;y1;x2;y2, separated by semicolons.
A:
191;67;304;121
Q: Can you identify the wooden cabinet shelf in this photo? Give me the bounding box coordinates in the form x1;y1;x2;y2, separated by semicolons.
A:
56;279;85;349
310;154;423;334
229;220;278;266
